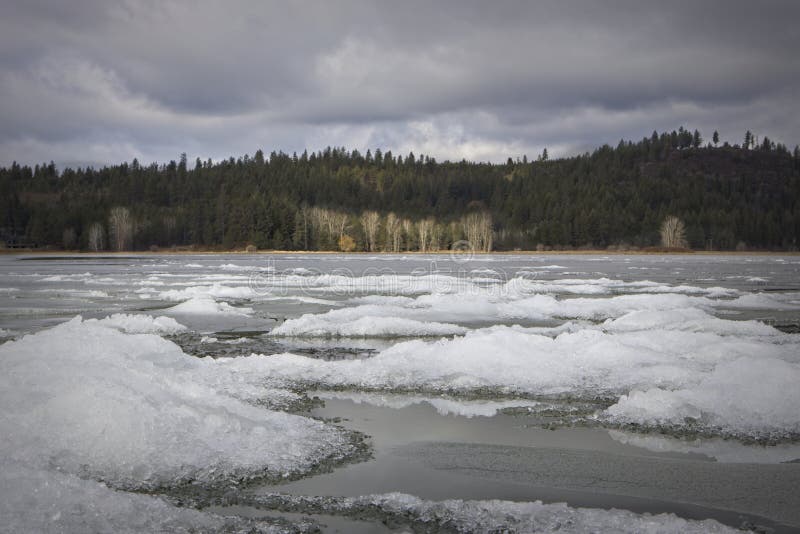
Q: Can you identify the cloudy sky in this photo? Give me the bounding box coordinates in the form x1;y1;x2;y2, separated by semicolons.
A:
1;0;798;168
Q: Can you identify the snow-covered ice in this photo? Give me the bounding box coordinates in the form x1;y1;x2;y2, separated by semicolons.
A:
605;356;800;440
150;283;255;301
3;253;799;530
87;313;187;334
267;287;799;337
316;391;544;418
245;492;737;533
0;317;359;490
165;296;254;316
251;312;800;440
271;313;467;337
0;462;295;534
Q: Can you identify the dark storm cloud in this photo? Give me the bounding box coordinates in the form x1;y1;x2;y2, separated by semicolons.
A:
0;0;798;166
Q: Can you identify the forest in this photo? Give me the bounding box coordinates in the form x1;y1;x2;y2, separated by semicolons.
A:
1;128;799;252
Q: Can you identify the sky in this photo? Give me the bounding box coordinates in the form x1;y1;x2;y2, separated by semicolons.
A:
0;0;798;168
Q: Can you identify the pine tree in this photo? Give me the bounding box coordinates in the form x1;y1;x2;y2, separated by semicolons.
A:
692;130;702;148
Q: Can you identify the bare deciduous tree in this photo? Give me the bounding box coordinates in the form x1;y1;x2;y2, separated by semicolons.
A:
429;223;442;252
87;222;105;252
361;211;381;252
460;212;493;252
331;212;349;241
416;218;435;252
385;213;401;252
108;207;133;251
660;215;688;248
308;207;350;249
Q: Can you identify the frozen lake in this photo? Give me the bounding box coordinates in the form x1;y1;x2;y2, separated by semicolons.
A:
1;252;799;532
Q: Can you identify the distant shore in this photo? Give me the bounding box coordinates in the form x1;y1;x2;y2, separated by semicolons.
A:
3;248;798;256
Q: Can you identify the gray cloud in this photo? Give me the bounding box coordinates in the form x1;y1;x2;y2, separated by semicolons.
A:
0;0;798;167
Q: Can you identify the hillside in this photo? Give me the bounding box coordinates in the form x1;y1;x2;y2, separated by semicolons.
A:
1;130;799;251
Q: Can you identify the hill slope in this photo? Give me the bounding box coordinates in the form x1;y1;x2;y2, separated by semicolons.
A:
2;131;799;251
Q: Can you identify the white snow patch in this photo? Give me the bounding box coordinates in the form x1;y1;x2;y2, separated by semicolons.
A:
602;308;780;336
87;314;187;335
605;357;800;439
254;322;799;399
317;391;542;418
154;283;254;301
165;297;253;316
0;317;355;490
38;272;93;282
271;315;466;337
274;289;791;331
0;462;282;534
281;492;736;533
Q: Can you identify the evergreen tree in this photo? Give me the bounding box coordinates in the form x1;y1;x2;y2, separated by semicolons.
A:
692;130;702;148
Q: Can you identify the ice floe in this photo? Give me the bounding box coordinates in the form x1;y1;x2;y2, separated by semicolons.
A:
255;324;797;396
0;462;296;534
86;313;187;334
269;289;798;337
605;357;800;441
271;314;466;337
244;492;736;533
150;283;255;301
0;317;359;490
317;391;543;418
250;313;800;440
165;296;254;316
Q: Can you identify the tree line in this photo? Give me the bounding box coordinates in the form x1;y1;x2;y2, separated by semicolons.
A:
1;128;798;251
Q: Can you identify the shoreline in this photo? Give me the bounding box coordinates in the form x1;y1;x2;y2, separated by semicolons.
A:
3;249;799;256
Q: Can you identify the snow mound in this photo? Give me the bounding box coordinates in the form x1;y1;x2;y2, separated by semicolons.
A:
723;292;800;310
256;322;798;398
318;391;543;418
503;276;738;297
248;492;736;533
0;462;294;534
605;357;800;441
602;308;780;336
272;289;793;331
249;316;800;438
153;283;254;301
87;313;187;334
165;297;253;316
270;314;466;337
0;317;357;490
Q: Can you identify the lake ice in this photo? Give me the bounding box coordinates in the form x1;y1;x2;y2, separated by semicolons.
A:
1;253;799;532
